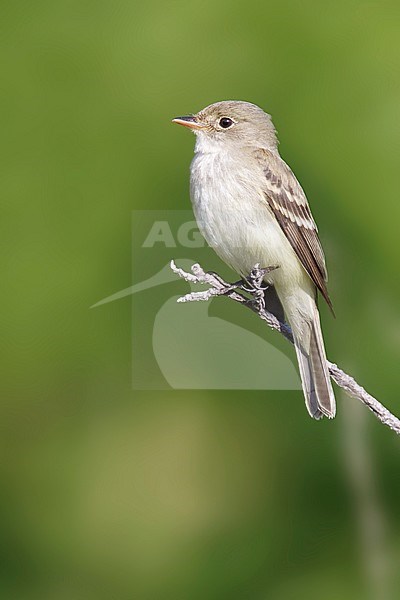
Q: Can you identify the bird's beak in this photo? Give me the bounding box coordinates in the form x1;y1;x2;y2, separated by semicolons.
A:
172;115;206;130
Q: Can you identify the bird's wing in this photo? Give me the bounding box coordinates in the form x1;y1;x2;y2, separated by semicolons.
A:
254;148;333;312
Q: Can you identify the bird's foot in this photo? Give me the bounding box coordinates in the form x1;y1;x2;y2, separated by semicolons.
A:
240;264;279;292
205;265;279;308
248;264;279;288
245;264;279;311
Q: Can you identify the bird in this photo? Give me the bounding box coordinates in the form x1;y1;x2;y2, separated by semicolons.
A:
172;100;336;420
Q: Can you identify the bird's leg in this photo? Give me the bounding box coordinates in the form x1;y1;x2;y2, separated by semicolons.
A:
205;265;279;309
245;264;280;311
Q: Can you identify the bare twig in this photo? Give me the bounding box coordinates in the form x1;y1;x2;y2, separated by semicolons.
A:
170;260;400;435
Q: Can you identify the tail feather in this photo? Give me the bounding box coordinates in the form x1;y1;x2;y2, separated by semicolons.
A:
293;305;336;420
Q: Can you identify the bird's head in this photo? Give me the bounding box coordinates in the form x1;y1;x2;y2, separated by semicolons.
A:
173;100;278;152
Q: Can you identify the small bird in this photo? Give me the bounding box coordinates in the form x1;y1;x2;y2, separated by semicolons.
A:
173;101;336;420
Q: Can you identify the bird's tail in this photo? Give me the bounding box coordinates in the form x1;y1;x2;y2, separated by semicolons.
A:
293;303;336;420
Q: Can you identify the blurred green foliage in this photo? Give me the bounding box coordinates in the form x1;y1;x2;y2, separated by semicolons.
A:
1;0;400;598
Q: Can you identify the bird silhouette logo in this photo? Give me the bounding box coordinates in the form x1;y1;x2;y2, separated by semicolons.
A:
91;258;301;391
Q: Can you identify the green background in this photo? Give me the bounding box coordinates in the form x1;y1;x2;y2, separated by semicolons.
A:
2;0;400;598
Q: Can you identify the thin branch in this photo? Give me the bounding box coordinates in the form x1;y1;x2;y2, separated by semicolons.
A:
170;260;400;436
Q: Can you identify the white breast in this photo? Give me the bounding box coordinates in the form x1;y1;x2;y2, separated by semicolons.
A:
189;149;306;293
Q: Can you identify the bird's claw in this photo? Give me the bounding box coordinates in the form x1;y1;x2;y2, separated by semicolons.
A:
206;265;279;307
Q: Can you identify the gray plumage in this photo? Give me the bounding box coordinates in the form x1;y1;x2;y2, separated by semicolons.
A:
173;100;336;419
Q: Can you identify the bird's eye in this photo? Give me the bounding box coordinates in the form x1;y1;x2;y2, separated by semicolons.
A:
219;117;234;129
